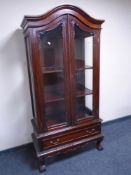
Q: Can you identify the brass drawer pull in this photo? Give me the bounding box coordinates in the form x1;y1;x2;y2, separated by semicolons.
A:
86;128;96;134
50;138;60;145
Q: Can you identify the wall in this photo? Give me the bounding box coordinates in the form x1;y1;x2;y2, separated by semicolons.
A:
0;0;131;151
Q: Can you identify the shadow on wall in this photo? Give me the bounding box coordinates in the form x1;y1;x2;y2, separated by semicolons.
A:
0;29;32;148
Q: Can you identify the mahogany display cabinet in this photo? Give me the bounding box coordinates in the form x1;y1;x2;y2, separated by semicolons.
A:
21;5;104;171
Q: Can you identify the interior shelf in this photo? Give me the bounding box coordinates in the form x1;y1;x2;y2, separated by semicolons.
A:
76;84;93;97
45;86;92;102
76;60;93;71
76;105;93;120
45;84;64;103
42;66;64;74
76;112;92;120
45;94;64;103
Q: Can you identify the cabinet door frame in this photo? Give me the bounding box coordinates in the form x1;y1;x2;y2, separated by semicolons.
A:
68;15;101;124
31;15;72;131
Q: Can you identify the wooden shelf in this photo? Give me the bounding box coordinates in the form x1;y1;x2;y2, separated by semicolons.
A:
76;84;92;97
76;107;93;120
76;60;93;71
42;66;64;74
45;94;64;103
45;84;64;103
77;112;92;119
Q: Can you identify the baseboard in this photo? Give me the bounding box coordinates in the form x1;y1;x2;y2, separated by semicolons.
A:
102;115;131;126
0;142;33;154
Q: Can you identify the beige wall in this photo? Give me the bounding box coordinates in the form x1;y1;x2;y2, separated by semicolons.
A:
0;0;131;151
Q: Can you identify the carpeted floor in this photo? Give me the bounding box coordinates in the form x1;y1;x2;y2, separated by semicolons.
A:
0;116;131;175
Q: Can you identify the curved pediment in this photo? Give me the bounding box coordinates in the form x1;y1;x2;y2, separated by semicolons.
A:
21;5;104;30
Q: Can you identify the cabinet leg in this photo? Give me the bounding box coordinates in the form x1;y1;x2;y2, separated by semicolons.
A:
96;138;103;151
39;157;46;172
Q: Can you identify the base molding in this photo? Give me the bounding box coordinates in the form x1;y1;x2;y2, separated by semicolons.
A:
32;120;104;172
32;133;103;158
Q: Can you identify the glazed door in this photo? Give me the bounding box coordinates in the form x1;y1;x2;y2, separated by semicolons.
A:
69;16;100;123
35;16;71;130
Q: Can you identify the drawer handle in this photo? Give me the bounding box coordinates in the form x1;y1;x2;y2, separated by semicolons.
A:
50;138;60;145
89;128;96;133
86;128;96;134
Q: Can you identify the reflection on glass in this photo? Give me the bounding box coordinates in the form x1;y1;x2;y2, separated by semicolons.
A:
45;101;66;127
39;25;64;71
39;25;67;128
76;95;93;120
44;73;64;103
74;24;93;120
74;25;93;70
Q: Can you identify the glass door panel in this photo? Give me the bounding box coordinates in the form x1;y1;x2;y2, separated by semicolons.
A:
40;25;64;70
76;95;93;120
45;101;66;127
43;72;64;102
74;24;94;121
39;24;67;128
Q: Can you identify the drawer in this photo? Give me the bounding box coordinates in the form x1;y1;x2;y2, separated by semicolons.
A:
41;125;100;149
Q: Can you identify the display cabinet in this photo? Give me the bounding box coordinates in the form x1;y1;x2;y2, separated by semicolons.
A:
21;5;104;171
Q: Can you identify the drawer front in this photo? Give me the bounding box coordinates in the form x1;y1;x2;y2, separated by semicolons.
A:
41;125;100;149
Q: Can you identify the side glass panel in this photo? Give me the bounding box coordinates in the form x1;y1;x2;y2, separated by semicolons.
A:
74;25;94;121
39;24;67;128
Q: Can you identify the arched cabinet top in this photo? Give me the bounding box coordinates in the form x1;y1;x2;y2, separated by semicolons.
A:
21;5;104;31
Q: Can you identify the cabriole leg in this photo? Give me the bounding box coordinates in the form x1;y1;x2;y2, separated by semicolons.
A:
96;138;104;151
39;157;46;172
